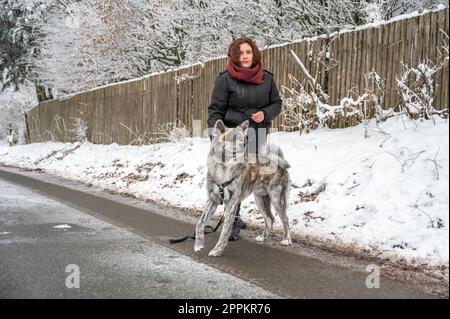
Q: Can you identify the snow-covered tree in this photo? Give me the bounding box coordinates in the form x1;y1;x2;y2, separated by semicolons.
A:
0;83;37;143
0;0;66;101
26;0;449;97
30;0;147;94
1;0;41;90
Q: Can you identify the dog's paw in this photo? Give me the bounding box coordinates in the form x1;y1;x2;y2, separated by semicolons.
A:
280;239;292;246
255;235;265;242
194;243;204;252
208;248;223;257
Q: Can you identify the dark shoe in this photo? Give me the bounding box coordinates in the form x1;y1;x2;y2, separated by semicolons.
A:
228;217;244;241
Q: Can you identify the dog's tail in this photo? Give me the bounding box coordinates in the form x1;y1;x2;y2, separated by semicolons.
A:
278;157;291;169
261;144;290;169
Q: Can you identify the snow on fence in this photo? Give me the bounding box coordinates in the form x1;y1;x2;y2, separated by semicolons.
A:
26;7;449;145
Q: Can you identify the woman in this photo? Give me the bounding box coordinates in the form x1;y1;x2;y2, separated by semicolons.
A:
207;37;282;240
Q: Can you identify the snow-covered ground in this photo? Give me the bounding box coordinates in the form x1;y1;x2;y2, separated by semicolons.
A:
0;116;448;269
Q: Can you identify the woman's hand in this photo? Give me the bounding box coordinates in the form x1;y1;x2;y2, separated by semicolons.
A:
251;111;265;123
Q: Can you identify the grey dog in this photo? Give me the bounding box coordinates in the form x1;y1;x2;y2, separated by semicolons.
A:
195;119;292;257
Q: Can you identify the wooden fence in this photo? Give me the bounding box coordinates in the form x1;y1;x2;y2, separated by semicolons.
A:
26;7;449;144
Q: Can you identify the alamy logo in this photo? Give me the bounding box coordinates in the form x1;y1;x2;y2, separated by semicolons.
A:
65;264;80;289
365;264;380;289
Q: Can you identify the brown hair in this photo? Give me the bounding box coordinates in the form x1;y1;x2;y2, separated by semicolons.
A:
227;37;261;67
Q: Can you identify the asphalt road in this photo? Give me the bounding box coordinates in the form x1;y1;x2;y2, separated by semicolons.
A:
0;167;438;299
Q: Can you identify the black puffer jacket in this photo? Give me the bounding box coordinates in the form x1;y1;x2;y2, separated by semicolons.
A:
207;70;282;131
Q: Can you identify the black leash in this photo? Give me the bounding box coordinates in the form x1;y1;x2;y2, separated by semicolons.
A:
169;215;224;243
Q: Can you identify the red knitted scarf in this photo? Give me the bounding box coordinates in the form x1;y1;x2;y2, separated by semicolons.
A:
227;61;264;84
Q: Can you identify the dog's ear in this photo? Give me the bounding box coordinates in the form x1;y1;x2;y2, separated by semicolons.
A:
214;120;226;133
211;120;226;140
238;120;249;132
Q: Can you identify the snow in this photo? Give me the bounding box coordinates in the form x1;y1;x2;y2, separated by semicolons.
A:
332;5;449;36
0;115;448;269
52;224;72;229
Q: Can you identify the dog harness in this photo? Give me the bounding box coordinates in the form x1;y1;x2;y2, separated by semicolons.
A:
213;177;236;205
